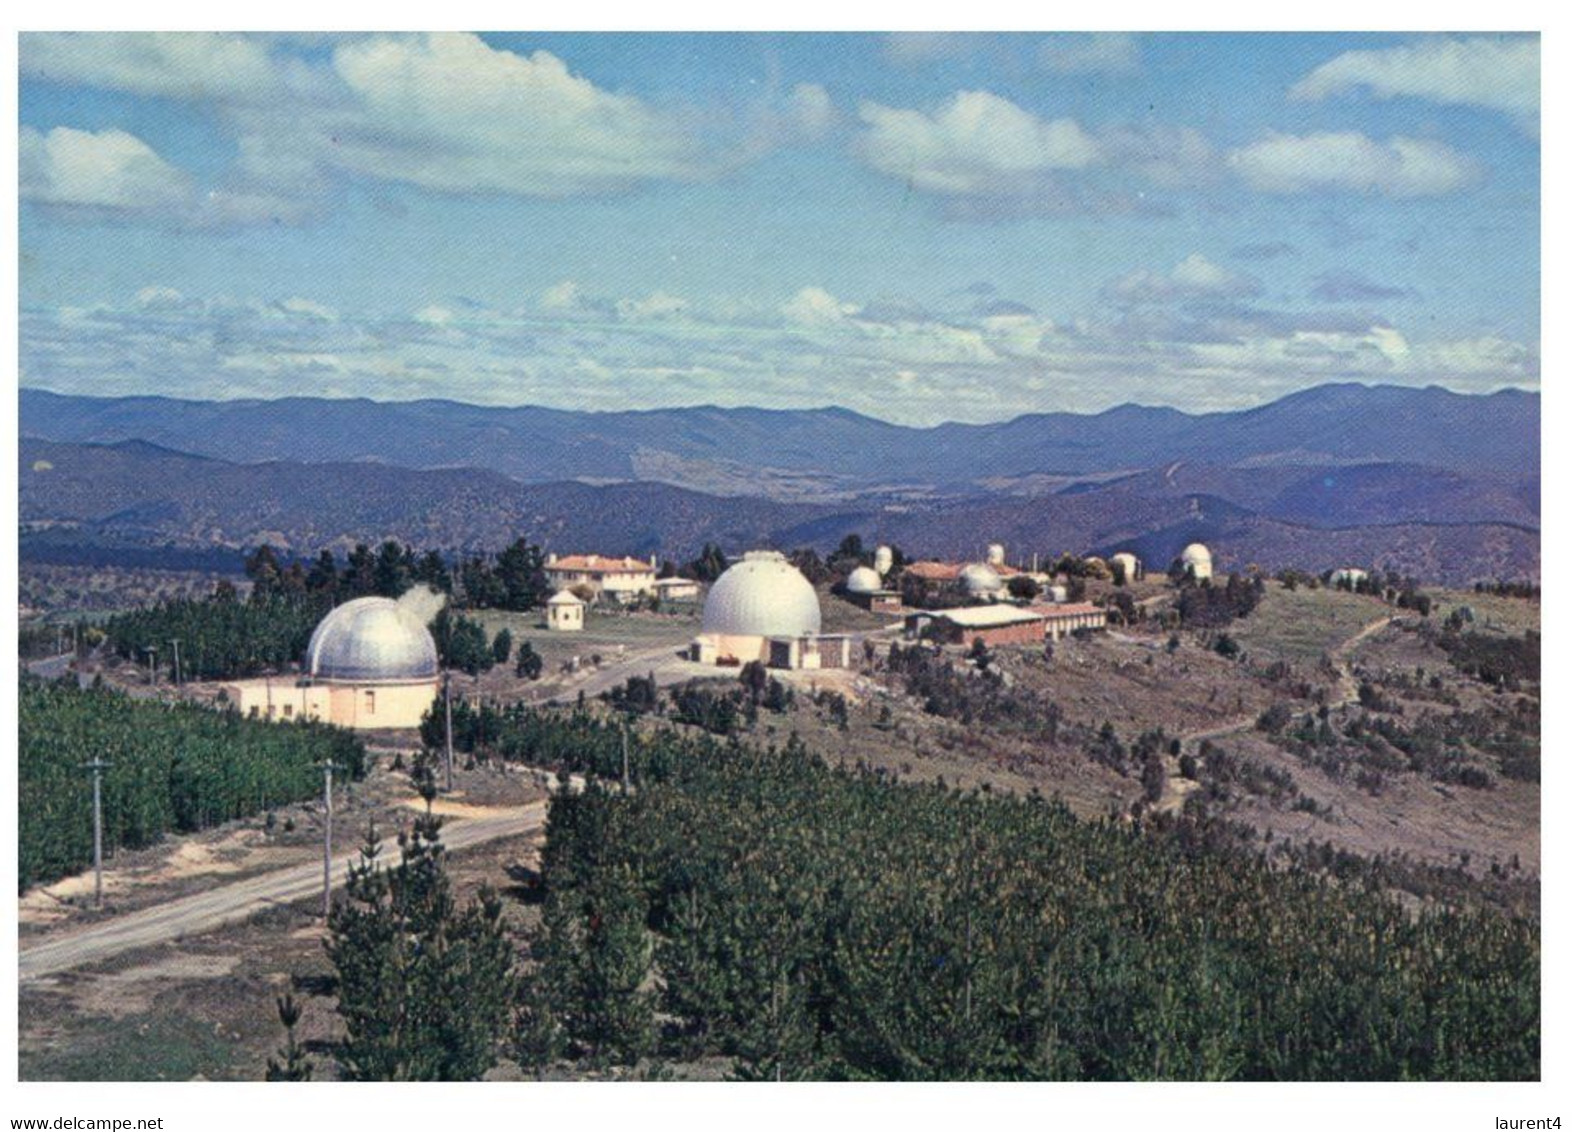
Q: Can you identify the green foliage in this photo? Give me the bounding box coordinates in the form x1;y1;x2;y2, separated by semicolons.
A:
1437;629;1539;690
325;817;517;1080
522;844;655;1068
1173;575;1265;629
514;719;1537;1081
491;627;514;666
19;677;363;891
514;640;544;681
264;993;313;1081
104;590;330;681
432;609;494;677
686;543;729;583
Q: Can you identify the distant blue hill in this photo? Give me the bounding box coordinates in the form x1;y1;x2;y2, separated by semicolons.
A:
19;383;1540;497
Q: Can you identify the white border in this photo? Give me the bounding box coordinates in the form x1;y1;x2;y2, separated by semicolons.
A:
5;6;1560;1129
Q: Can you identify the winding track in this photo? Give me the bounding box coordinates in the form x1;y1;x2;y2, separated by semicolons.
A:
19;800;549;983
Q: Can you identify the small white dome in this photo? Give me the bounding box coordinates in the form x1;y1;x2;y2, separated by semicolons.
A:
1110;552;1142;579
1180;543;1214;579
960;562;1005;596
548;589;585;606
702;551;821;638
873;546;894;576
306;597;439;683
846;566;883;594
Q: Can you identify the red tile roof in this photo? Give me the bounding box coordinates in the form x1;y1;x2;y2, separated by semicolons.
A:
546;554;654;575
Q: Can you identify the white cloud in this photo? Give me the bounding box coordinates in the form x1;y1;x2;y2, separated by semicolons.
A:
1038;33;1141;76
1108;254;1261;304
279;296;337;321
21;32;282;103
325;33;704;198
1291;36;1538;126
414;305;456;326
781;286;859;326
1227;132;1480;197
133;285;192;311
20;285;1537;423
20;126;192;212
857;90;1099;198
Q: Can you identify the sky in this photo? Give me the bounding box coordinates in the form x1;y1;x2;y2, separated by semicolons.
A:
18;31;1540;425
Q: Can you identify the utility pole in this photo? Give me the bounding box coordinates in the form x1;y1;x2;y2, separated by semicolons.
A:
318;759;343;921
621;717;631;793
143;645;158;686
81;758;111;908
443;671;454;792
168;638;182;688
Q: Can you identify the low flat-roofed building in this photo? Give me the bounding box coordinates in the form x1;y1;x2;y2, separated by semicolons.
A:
544;553;658;601
1030;602;1108;640
652;576;701;602
904;601;1109;647
904;604;1047;648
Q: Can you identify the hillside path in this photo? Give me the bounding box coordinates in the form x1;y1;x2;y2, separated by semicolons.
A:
1154;611;1399;815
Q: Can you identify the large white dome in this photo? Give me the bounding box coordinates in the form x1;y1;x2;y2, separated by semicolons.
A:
702;551;821;638
845;565;883;595
306;597;439;683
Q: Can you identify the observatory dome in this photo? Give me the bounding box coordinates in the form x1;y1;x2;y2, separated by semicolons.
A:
959;562;1005;597
845;566;883;595
1180;543;1214;580
306;597;440;684
702;551;821;638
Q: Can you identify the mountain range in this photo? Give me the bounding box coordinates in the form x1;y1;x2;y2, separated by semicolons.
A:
18;385;1540;588
20;383;1539;499
19;384;1539;585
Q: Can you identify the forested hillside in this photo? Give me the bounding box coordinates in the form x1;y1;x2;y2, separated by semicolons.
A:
416;706;1539;1080
19;678;365;891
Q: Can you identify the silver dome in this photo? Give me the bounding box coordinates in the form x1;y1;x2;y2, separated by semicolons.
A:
702;551;821;638
960;562;1004;595
306;597;439;683
845;565;883;595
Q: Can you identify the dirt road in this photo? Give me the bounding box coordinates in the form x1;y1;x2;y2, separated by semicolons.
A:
1154;612;1399;815
19;801;549;982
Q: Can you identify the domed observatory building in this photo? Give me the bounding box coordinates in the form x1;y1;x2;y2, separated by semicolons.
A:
959;562;1006;602
843;556;902;614
1179;543;1214;582
221;594;441;730
689;550;850;669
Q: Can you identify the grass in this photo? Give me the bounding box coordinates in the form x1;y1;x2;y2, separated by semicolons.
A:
1227;583;1392;666
19;1012;241;1081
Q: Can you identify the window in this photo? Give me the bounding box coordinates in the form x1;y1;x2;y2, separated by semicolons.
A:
364;689;376;715
282;703;294;718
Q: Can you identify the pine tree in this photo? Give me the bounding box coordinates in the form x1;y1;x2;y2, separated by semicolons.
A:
492;628;513;666
264;992;314;1081
515;641;544;681
325;816;517;1080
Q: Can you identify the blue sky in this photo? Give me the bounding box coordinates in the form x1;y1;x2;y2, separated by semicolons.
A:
19;32;1539;424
